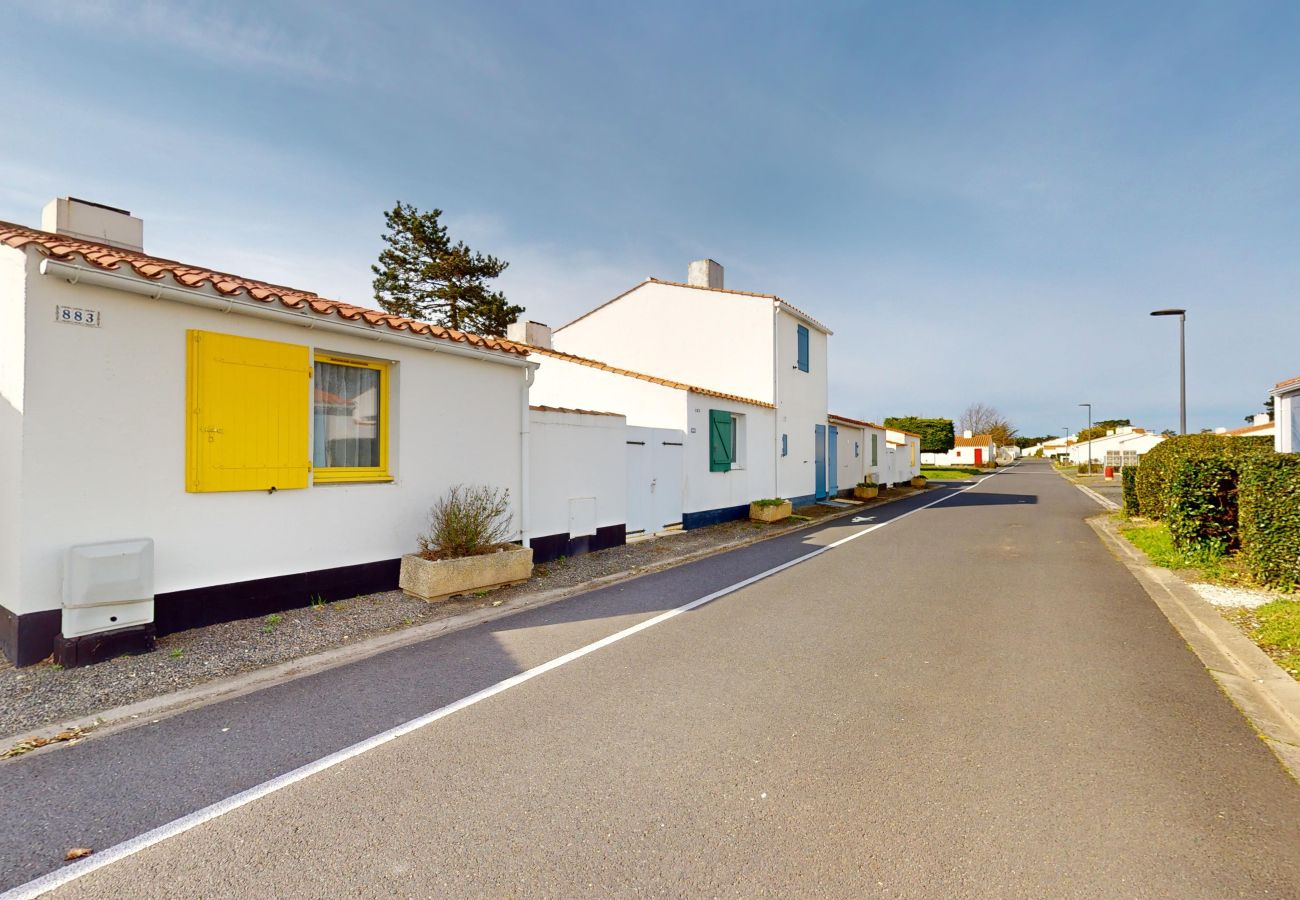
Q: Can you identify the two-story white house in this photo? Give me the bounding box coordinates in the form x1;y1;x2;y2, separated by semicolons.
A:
546;260;833;510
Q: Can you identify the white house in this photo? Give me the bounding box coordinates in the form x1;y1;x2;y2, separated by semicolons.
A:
1220;414;1275;441
949;431;996;467
520;338;778;531
1270;377;1298;453
544;260;835;505
0;198;540;667
1067;427;1164;467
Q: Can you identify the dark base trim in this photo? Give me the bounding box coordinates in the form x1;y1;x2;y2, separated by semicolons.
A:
682;504;749;530
530;524;626;564
53;624;156;668
154;558;403;636
0;606;62;667
785;493;816;509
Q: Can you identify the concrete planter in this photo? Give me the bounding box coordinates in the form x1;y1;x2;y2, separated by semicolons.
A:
749;500;792;523
910;476;928;488
853;485;879;500
400;545;534;602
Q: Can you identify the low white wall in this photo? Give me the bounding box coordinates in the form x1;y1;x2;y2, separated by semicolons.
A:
527;409;626;541
12;253;527;617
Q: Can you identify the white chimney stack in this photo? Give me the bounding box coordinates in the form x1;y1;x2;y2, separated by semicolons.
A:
963;429;973;439
506;320;552;349
1254;413;1271;426
42;197;143;251
687;259;723;290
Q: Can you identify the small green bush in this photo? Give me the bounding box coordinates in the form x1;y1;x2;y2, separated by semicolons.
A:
1121;467;1139;516
1238;455;1300;589
1135;434;1272;519
418;484;513;560
751;497;788;507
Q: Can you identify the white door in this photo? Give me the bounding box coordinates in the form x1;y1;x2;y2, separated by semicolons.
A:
626;426;684;535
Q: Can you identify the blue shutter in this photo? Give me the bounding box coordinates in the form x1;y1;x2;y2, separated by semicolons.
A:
781;433;788;457
796;325;809;372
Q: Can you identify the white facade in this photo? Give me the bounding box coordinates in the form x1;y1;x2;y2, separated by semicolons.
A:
829;416;866;494
527;407;627;557
550;272;832;503
885;429;921;483
1272;378;1299;453
525;348;777;526
1066;428;1164;466
0;228;533;665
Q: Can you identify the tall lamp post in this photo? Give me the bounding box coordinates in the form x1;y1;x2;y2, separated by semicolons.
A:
1150;308;1187;434
1079;403;1092;471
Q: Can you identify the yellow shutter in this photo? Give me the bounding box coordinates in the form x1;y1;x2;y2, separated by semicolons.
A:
187;330;311;493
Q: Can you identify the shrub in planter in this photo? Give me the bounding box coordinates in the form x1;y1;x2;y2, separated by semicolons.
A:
853;480;879;500
1135;434;1272;520
1120;466;1139;516
749;498;793;523
1238;455;1300;589
401;485;532;601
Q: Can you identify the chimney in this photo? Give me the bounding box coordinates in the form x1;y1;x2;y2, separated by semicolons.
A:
687;259;723;290
963;429;973;439
1254;413;1271;426
42;197;143;251
1214;427;1228;434
506;320;552;349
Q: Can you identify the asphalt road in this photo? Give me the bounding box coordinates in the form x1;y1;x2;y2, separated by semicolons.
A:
9;461;1300;898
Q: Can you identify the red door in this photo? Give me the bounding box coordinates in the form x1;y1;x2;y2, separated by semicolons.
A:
975;448;983;466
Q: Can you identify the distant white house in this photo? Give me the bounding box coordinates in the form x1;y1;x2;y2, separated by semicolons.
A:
1067;427;1164;466
1217;414;1275;441
948;431;996;467
1;198;538;667
828;413;894;493
1271;376;1299;453
533;259;836;506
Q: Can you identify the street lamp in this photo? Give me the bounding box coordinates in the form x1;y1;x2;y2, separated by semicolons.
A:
1150;308;1187;434
1078;405;1092;468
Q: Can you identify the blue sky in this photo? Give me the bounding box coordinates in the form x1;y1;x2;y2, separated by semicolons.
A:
3;1;1297;436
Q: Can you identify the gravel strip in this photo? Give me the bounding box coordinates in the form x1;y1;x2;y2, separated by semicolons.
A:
0;492;916;738
1192;582;1283;610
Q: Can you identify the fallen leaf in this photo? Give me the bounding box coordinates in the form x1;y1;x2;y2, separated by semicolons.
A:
65;848;92;861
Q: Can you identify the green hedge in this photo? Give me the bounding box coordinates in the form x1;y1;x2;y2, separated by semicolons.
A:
1166;455;1240;553
1134;434;1273;519
1121;466;1139;516
1239;455;1300;589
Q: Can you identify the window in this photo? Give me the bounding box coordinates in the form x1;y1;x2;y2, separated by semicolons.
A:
708;409;744;471
796;324;810;373
855;441;860;458
871;434;878;466
781;433;788;457
186;330;311;493
313;353;391;483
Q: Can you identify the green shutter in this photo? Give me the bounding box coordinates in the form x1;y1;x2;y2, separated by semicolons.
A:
871;434;878;466
709;409;733;472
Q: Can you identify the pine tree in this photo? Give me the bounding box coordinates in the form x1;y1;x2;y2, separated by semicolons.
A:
371;203;523;336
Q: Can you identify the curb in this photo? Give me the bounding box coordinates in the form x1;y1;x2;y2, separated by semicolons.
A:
1089;515;1300;782
2;486;931;758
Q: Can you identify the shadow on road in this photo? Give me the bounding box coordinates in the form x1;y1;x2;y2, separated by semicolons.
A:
939;491;1037;507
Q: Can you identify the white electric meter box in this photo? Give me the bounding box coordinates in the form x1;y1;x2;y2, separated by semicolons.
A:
62;538;155;638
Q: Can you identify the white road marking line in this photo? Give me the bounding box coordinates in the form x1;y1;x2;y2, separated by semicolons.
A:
2;469;1008;900
1076;483;1119;510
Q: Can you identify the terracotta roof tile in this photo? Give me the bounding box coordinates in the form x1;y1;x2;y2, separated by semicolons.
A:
828;413;885;429
529;405;623;417
1275;375;1300;392
1223;421;1274;436
953;434;993;447
0;221;527;358
524;344;775;409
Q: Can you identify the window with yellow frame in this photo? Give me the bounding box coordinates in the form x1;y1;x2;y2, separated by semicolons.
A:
312;352;392;483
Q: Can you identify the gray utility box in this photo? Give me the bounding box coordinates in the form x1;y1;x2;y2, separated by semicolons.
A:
62;538;155;638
